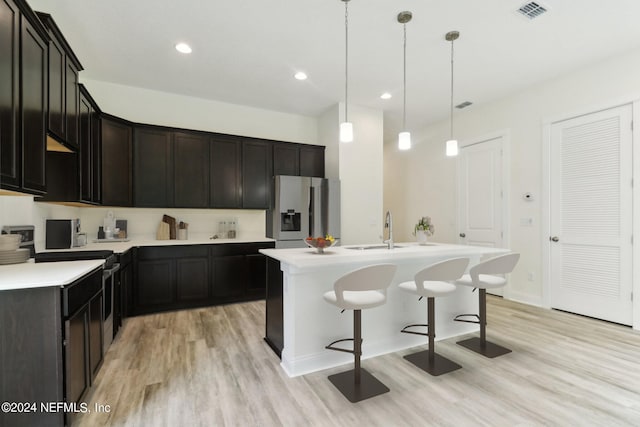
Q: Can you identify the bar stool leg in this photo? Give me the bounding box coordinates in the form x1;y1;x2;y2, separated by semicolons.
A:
327;310;390;403
456;289;512;358
404;297;462;376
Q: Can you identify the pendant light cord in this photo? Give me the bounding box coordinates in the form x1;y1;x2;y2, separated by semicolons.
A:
344;1;349;122
449;38;455;139
402;23;407;131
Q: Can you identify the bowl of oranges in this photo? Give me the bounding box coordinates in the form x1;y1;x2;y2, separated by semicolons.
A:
304;234;338;254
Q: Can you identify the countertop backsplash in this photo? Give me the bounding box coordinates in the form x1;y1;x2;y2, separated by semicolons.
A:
79;207;266;242
1;195;267;248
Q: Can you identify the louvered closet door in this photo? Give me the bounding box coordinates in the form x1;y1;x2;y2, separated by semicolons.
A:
550;104;633;325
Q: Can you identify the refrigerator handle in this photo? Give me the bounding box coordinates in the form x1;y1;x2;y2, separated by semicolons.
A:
308;185;314;236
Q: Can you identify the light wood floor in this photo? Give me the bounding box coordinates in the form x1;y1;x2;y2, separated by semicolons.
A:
76;297;640;426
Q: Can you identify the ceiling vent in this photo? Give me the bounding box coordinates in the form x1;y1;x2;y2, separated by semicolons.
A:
517;2;548;19
456;101;473;109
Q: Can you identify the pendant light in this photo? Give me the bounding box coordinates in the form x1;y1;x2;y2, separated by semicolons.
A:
445;31;460;157
397;11;412;151
339;0;353;143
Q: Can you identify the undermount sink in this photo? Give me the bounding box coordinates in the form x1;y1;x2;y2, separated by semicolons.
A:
344;244;405;250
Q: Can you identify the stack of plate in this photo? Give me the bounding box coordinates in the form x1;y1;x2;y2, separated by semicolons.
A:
0;248;30;265
0;234;28;265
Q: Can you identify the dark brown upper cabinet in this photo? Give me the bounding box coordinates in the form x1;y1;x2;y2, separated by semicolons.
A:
273;142;299;176
36;12;83;151
133;126;173;207
79;84;101;204
242;138;272;209
273;142;325;178
1;0;48;196
210;135;241;209
299;145;325;177
0;0;21;191
174;131;209;208
20;13;48;195
101;115;133;206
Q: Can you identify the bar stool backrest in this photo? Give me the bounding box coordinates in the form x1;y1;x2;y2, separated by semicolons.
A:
334;264;397;306
414;258;470;291
469;253;520;284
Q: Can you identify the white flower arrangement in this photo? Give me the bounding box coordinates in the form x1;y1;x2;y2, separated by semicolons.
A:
413;216;435;237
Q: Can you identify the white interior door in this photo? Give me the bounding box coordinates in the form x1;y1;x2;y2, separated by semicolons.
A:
550;105;633;325
458;136;505;295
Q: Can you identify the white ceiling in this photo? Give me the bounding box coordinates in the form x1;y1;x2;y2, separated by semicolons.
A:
28;0;640;142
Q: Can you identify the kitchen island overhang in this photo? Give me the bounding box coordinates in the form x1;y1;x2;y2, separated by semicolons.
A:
260;243;511;377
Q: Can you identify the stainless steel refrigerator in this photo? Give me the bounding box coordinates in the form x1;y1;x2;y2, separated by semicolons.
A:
267;175;341;248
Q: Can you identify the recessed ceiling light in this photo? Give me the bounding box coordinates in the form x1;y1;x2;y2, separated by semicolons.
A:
175;43;192;54
294;71;308;81
380;92;392;100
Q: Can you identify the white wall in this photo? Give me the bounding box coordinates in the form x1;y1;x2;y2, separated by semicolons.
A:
338;104;385;245
81;78;319;145
385;47;640;306
318;103;385;245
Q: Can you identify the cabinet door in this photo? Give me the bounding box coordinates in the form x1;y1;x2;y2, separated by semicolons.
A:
136;259;174;309
47;35;65;140
242;139;272;209
212;255;246;298
273;143;299;176
0;0;20;190
20;15;47;194
134;127;173;207
265;257;284;357
299;145;325;178
65;307;89;407
88;291;103;381
65;58;79;149
174;132;209;207
176;257;209;301
210;135;241;208
91;107;101;203
79;92;92;202
101;117;132;206
245;253;267;296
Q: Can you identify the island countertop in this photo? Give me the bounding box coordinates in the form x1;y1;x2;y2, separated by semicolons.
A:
260;242;507;272
260;241;511;377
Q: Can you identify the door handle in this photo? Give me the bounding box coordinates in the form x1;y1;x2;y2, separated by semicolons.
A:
550;236;559;242
459;233;466;238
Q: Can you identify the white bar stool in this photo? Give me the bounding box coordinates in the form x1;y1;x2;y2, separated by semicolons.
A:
398;257;469;376
454;253;520;358
323;263;397;403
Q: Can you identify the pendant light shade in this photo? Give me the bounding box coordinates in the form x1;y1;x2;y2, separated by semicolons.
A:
445;30;460;157
340;122;353;143
446;139;459;156
399;132;411;150
397;11;412;151
339;0;353;143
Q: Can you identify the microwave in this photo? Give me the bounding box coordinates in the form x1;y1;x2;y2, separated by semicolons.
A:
45;219;86;249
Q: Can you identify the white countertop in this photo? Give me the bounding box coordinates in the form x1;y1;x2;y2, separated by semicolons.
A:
260;241;509;273
2;234;273;292
37;234;275;254
0;259;105;291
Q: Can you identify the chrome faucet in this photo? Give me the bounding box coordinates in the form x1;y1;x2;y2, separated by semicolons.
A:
383;210;394;249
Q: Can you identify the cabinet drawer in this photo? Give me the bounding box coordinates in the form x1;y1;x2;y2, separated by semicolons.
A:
63;268;103;317
137;245;208;260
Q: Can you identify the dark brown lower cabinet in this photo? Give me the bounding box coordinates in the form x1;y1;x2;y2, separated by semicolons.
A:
212;254;245;299
265;257;284;357
177;257;209;301
132;242;274;316
0;266;103;427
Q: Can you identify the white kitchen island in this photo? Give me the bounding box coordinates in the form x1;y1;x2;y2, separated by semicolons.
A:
260;242;510;377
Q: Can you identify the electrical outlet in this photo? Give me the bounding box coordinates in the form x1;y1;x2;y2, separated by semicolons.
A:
527;272;534;282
